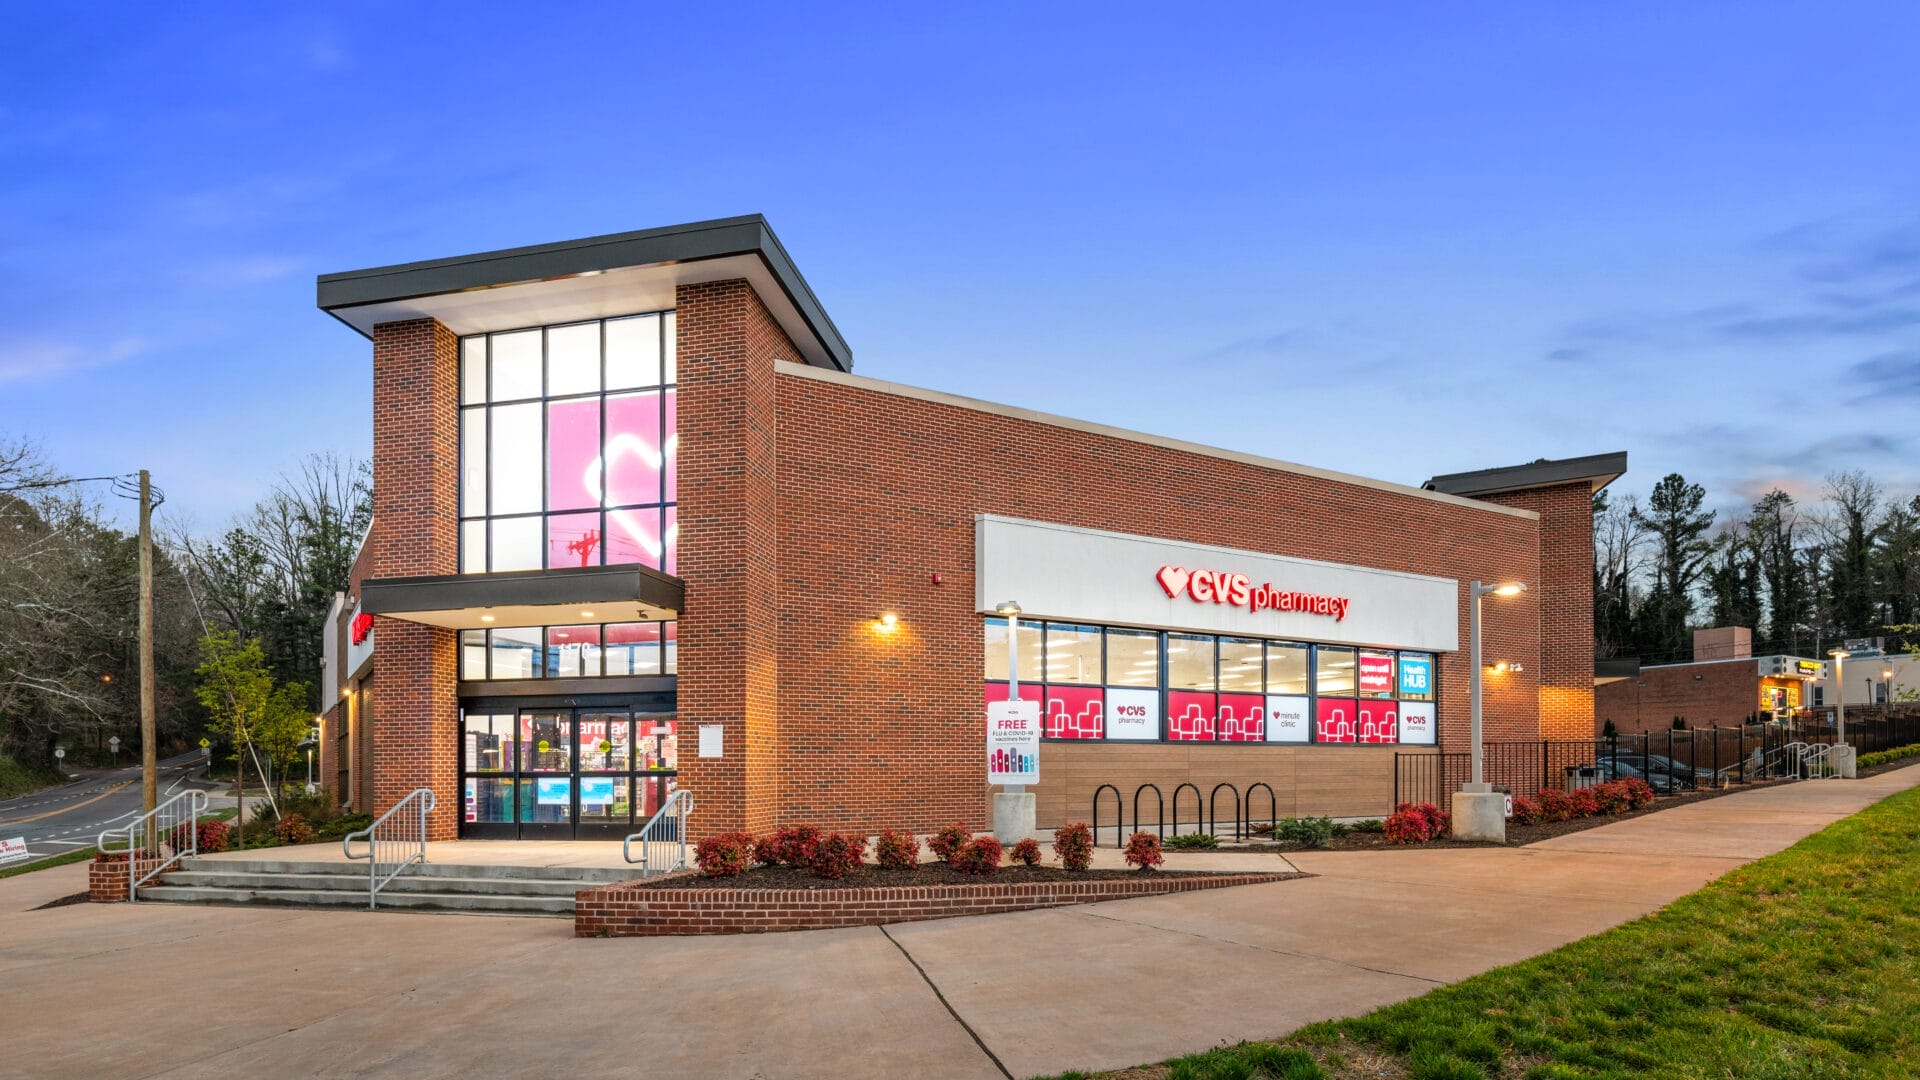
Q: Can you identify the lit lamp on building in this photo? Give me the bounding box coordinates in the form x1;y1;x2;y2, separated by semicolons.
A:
1884;667;1896;706
1454;580;1526;841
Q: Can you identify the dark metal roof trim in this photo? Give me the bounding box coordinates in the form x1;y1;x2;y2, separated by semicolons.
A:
1595;656;1641;681
317;214;851;372
360;564;683;616
1424;451;1628;498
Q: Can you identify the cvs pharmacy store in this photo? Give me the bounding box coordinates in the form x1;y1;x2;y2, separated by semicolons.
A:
316;215;1621;841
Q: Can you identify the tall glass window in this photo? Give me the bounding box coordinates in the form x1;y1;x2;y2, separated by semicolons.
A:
459;313;678;574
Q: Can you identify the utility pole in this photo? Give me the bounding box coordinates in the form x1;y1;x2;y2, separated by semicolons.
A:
139;469;157;818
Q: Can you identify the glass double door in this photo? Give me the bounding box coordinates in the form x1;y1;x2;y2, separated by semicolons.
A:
460;705;677;839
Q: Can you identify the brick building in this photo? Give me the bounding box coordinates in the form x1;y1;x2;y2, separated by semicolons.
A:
315;215;1624;841
1595;627;1828;733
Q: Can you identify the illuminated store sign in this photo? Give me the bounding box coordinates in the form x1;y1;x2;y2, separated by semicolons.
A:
977;515;1459;653
1156;565;1351;621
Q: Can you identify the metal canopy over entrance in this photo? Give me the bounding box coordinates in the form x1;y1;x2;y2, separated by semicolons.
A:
458;694;676;840
362;564;683;632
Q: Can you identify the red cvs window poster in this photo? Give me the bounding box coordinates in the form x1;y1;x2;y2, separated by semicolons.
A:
1167;691;1216;741
1044;686;1105;739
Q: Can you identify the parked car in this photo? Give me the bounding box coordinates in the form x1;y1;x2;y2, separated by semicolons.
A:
1594;752;1713;792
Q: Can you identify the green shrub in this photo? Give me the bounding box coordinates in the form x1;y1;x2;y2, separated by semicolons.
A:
1350;818;1385;833
1858;743;1920;768
1166;833;1220;849
1277;816;1336;848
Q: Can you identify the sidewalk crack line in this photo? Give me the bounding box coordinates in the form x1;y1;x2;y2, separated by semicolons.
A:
879;924;1013;1080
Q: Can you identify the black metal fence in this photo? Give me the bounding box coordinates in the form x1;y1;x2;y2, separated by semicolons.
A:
1392;714;1920;808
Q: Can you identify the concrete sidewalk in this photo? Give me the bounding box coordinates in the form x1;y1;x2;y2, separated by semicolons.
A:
1;766;1914;1080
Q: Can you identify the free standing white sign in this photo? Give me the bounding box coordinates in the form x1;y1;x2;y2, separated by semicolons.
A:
987;700;1040;784
0;837;29;865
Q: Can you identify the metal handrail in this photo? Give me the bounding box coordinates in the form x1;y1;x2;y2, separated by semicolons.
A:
97;788;208;902
343;788;435;909
623;789;694;875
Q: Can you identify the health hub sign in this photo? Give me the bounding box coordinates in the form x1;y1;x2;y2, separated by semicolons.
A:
987;699;1040;785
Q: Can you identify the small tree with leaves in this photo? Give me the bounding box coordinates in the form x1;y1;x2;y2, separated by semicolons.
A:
194;632;305;843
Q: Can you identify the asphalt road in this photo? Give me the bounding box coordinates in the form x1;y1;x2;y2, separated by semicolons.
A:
0;752;216;856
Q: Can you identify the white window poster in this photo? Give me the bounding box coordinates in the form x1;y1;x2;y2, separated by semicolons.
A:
1264;695;1311;743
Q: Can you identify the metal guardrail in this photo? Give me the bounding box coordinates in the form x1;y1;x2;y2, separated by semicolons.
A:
343;788;434;910
97;789;208;902
623;789;693;875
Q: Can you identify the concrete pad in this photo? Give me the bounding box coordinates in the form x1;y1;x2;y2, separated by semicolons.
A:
886;898;1435;1078
2;766;1914;1079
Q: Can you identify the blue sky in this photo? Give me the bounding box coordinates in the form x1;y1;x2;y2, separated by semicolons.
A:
4;4;1918;532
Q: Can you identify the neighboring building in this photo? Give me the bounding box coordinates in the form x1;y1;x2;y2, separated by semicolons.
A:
315;215;1622;841
1595;627;1827;732
1808;649;1918;708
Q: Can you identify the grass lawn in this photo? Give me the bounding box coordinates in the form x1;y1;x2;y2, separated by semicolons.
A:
0;753;68;800
1052;780;1920;1080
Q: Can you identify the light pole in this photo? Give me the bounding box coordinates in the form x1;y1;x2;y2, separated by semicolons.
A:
991;600;1035;842
1456;580;1525;841
1829;648;1854;777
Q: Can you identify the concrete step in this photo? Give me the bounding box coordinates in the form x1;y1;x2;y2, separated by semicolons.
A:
136;884;573;916
156;869;593;897
177;856;636;884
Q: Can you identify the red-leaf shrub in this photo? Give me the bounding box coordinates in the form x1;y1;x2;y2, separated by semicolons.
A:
808;832;866;879
950;836;1003;876
928;823;971;864
1384;802;1449;844
1534;789;1574;823
1590;780;1632;815
1621;777;1656;808
873;828;921;870
754;825;822;868
1568;787;1602;818
695;831;756;877
272;813;314;845
1009;838;1043;866
1053;822;1094;871
1508;795;1541;826
167;818;232;854
1123;831;1164;870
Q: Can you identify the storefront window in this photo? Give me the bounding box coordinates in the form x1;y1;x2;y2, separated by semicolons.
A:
1216;637;1263;695
1357;651;1396;698
1397;652;1436;702
983;617;1044;683
980;618;1434;747
1044;624;1101;684
1167;633;1215;691
1105;628;1158;687
460;621;677;680
459;313;678;574
1316;646;1356;695
1265;643;1310;696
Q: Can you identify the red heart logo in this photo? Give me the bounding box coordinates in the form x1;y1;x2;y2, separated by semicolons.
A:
1156;565;1190;598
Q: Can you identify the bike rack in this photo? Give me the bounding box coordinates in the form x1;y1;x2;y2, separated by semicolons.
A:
1171;782;1201;837
1245;782;1277;840
1131;783;1164;846
1091;784;1122;849
1208;782;1241;841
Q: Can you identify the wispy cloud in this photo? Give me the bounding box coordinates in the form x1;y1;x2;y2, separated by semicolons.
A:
1846;349;1920;401
0;337;148;385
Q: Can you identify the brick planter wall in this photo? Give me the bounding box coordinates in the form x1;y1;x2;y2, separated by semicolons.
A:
575;871;1300;937
88;854;164;903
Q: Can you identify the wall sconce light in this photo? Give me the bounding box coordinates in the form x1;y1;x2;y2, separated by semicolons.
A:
874;612;899;633
1489;661;1524;674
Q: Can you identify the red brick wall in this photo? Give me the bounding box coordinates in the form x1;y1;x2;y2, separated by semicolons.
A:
770;366;1547;835
367;318;460;839
1596;661;1762;732
674;283;796;836
1483;483;1596;740
574;872;1297;936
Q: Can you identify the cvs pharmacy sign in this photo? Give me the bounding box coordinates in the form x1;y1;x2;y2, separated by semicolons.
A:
1157;565;1351;621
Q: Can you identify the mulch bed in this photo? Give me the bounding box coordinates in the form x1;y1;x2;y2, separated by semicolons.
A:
1245;777;1801;851
642;862;1259;891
